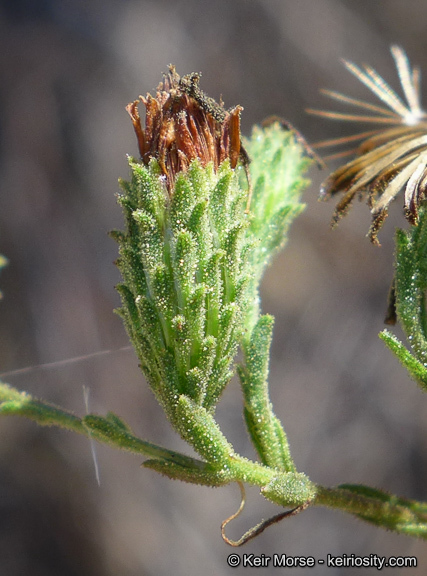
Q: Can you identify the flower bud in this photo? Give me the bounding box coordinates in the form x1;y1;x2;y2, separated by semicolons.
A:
115;67;252;425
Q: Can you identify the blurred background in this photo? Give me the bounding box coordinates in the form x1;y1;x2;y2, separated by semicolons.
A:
0;0;427;574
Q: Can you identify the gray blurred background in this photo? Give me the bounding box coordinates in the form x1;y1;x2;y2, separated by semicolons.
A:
0;1;426;574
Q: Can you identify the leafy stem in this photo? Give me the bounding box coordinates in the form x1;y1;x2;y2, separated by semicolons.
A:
2;380;427;538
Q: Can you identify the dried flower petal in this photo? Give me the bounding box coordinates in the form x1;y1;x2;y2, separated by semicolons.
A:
127;65;246;194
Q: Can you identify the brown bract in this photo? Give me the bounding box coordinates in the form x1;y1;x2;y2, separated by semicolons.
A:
126;65;243;193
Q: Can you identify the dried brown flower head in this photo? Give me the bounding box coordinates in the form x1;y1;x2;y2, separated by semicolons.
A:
126;65;246;193
308;46;427;244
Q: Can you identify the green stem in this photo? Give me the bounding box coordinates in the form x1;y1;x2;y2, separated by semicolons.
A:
228;455;278;485
3;382;427;538
315;485;427;537
0;383;85;434
83;414;208;469
0;382;206;469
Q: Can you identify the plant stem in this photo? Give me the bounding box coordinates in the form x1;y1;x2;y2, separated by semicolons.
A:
315;485;427;537
3;382;427;537
0;382;207;469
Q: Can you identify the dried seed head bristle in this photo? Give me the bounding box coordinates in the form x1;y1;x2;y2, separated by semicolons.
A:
307;46;427;244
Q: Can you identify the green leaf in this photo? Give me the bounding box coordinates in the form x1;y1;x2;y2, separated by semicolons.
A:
240;315;296;472
384;209;427;390
394;226;427;365
143;459;232;486
379;330;427;392
175;395;234;464
104;412;133;432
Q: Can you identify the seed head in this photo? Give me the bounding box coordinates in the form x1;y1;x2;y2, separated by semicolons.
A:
308;46;427;244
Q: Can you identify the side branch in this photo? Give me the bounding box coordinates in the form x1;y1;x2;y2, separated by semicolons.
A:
315;484;427;538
